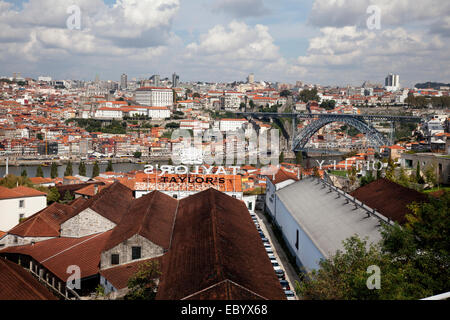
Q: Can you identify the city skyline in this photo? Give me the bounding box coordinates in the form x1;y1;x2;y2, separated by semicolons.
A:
0;0;449;87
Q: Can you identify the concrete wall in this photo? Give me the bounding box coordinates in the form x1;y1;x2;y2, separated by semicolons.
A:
0;234;54;248
60;208;116;238
100;234;164;270
401;153;450;185
243;195;257;214
274;194;325;273
0;196;46;232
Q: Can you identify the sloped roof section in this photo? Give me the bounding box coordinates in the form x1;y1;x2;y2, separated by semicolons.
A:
351;178;428;224
103;191;178;251
66;181;134;225
0;258;57;300
0;231;112;281
8;202;74;237
157;188;285;300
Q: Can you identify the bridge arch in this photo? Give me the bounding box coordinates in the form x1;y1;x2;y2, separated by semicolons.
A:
292;115;390;151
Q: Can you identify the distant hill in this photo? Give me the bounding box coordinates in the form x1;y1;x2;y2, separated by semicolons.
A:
415;82;450;90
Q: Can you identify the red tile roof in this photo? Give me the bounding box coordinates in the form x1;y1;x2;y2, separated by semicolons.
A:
0;258;57;300
0;231;113;281
0;186;46;200
157;189;286;300
103;191;178;251
351;179;428;224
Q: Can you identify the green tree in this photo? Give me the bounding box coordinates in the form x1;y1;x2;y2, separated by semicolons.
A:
61;190;74;204
423;164;437;187
360;171;375;187
279;151;285;164
0;174;33;188
36;165;44;178
125;261;161;300
21;169;28;178
133;151;142;159
299;88;320;103
64;161;73;177
78;161;87;176
320;100;336;110
296;152;303;166
106;160;114;172
295;236;428;300
385;157;396;181
92;161;100;178
397;167;410;188
47;187;60;204
50;162;58;179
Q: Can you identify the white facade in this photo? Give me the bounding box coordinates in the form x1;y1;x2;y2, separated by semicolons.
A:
135;87;173;107
95;108;123;119
0;195;47;232
219;119;248;132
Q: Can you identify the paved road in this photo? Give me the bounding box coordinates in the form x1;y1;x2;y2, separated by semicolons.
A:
254;209;302;299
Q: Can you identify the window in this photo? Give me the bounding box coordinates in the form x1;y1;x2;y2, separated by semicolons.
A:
19;200;25;208
248;202;253;211
111;254;119;265
132;247;142;260
295;230;299;250
173;194;178;199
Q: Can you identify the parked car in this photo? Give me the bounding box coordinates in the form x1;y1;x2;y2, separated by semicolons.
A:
285;290;296;300
264;244;272;250
275;269;285;279
272;261;283;272
280;280;290;290
261;238;270;244
265;247;274;254
268;254;276;260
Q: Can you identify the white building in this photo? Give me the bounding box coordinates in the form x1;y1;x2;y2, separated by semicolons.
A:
219;118;248;132
135;87;173;107
0;186;47;232
94;108;123;119
267;177;385;273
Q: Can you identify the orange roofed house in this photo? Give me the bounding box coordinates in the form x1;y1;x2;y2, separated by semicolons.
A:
0;186;47;232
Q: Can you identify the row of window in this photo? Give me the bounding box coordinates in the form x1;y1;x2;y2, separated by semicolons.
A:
111;246;141;265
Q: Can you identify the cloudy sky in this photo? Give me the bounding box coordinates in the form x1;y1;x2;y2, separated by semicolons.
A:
0;0;449;87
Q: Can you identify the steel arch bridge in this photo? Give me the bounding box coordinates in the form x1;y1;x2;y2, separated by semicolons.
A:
292;115;389;151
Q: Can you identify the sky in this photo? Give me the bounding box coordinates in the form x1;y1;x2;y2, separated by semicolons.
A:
0;0;449;87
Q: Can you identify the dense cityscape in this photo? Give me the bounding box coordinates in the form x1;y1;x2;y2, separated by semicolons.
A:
0;0;448;312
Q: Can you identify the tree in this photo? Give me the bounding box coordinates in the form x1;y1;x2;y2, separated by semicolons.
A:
36;165;44;178
360;171;375;187
0;174;33;188
21;169;28;178
125;261;161;300
61;191;74;204
320;100;336;110
279;152;285;164
423;164;437;188
106;160;113;172
78;161;87;176
92;161;100;178
299;88;320;103
280;90;292;97
50;162;58;179
385;157;396;181
47;187;60;204
295;152;303;166
397;167;410;188
296;235;431;300
36;133;43;140
64;161;73;177
133;151;142;159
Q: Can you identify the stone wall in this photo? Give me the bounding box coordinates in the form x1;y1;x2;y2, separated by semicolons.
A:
100;234;164;270
60;208;116;238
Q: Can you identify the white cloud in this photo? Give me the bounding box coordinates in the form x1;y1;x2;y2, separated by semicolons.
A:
212;0;270;18
185;21;305;80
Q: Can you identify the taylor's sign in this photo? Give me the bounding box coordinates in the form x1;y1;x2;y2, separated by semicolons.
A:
144;165;240;176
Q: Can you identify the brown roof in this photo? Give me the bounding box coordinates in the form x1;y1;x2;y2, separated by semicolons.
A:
267;167;299;185
103;191;178;251
0;186;46;200
0;258;57;300
64;182;134;225
100;257;163;291
0;231;112;281
7;202;74;237
351;179;428;224
157;188;286;300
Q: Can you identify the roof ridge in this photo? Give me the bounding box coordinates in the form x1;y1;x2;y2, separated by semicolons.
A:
208;189;224;282
40;232;106;264
137;192;157;236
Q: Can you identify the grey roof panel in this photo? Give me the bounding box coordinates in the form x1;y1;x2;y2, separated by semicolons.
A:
276;178;382;258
